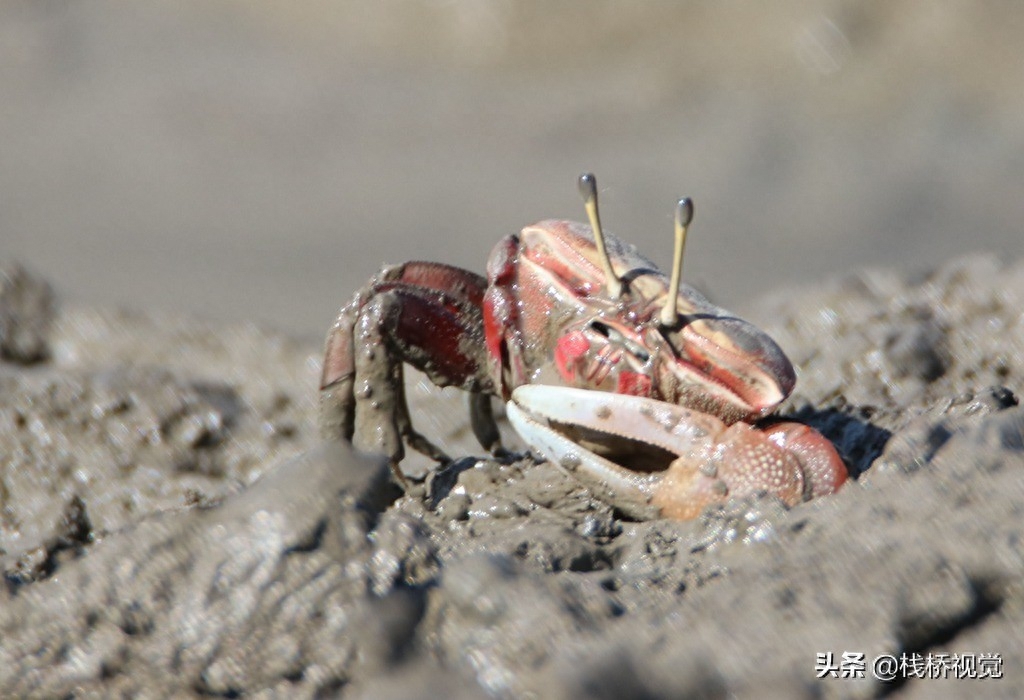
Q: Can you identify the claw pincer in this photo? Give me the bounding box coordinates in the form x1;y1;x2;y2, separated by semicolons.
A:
508;385;846;521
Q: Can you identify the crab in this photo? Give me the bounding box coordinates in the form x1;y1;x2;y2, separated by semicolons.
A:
320;174;847;520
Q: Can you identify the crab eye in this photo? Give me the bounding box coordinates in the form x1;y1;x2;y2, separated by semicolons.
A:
587;321;651;363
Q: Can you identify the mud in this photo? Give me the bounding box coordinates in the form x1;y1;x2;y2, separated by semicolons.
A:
1;255;1023;699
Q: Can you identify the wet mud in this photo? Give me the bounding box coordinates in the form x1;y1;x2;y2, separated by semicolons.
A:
1;255;1023;698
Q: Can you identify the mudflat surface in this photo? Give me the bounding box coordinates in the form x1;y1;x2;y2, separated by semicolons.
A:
1;254;1022;699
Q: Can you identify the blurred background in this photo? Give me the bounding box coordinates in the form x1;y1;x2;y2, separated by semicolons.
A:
2;0;1022;338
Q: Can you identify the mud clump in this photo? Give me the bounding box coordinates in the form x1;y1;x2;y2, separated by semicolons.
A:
0;263;55;364
1;253;1024;698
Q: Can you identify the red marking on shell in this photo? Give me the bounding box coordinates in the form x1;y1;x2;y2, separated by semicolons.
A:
617;371;652;396
554;331;591;383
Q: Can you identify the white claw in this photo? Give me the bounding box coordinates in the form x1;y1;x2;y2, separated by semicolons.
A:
506;390;654;517
509;384;723;456
506;384;819;521
507;385;725;518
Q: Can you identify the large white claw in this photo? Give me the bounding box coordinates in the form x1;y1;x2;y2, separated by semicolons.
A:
506;385;662;519
506;384;843;521
507;384;738;519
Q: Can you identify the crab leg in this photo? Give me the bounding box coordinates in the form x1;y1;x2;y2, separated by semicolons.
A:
507;385;846;521
320;262;497;468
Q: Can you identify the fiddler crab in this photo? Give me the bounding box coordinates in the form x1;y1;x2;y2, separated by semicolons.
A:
320;174;847;520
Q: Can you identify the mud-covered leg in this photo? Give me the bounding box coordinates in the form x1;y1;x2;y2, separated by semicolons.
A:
319;294;362;442
320;265;405;442
394;363;451;463
320;261;494;468
319;378;355;443
350;293;407;464
468;391;503;453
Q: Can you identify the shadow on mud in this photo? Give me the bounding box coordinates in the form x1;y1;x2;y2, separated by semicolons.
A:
785;406;893;480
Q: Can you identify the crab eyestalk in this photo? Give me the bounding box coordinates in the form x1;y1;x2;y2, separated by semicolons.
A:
577;172;624;300
659;197;694;328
